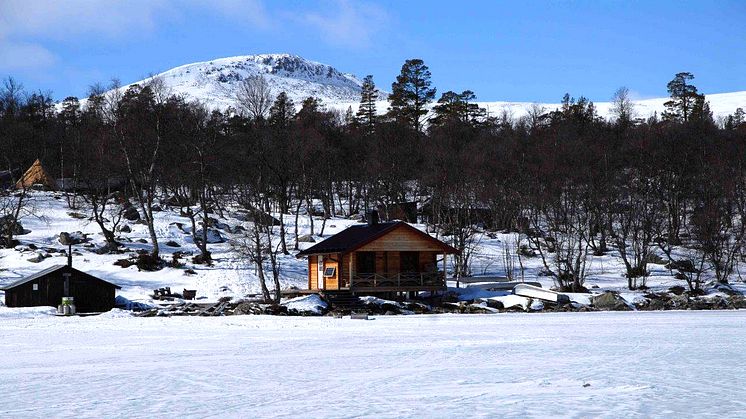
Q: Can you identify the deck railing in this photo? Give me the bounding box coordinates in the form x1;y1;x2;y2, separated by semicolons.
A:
351;272;445;289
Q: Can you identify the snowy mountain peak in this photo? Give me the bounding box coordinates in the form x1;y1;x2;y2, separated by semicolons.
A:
131;53;380;109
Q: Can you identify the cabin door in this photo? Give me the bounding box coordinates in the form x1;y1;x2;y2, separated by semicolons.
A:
317;256;325;289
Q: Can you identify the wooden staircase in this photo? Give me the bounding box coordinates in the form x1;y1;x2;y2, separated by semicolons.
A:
322;291;366;311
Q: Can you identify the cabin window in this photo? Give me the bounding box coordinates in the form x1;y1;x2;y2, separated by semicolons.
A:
356;252;376;273
324;267;336;277
32;283;38;291
400;252;420;273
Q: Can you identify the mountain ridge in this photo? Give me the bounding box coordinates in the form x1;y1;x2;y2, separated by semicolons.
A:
111;53;745;120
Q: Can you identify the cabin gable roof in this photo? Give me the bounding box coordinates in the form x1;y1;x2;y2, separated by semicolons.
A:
296;221;459;257
0;265;121;291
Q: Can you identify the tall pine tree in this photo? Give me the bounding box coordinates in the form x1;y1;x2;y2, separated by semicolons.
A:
356;75;378;135
268;92;296;128
387;59;436;133
662;72;702;123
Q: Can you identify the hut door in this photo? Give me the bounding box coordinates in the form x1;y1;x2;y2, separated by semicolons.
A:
317;256;325;289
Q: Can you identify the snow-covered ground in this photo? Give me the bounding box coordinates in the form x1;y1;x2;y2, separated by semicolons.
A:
1;191;744;307
1;310;745;418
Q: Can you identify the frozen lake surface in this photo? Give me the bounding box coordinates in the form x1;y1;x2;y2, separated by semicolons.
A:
1;310;745;418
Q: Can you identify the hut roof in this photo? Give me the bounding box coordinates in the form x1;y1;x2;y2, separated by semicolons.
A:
15;159;57;190
296;221;459;257
0;265;121;291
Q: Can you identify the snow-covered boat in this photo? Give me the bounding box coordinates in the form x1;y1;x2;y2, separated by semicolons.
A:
512;283;570;304
466;281;541;291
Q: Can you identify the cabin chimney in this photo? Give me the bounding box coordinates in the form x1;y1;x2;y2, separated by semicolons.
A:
67;243;72;267
367;210;379;226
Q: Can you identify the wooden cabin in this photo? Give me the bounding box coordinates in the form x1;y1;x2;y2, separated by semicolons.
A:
1;264;121;312
297;213;459;293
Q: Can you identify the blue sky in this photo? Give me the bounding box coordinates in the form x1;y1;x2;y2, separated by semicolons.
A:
1;0;745;103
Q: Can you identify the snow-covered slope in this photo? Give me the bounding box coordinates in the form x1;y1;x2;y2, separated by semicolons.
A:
474;90;746;121
330;90;746;122
126;53;384;109
116;53;745;120
2;191;743;308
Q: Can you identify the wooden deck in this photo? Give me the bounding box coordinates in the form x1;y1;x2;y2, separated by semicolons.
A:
348;285;446;293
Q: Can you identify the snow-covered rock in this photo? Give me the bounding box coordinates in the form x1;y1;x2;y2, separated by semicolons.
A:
58;231;87;245
194;228;225;244
282;294;328;316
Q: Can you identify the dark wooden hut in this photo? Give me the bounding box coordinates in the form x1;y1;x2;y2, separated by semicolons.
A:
379;201;418;223
1;264;121;312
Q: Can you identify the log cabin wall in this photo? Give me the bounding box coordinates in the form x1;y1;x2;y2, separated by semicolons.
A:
308;255;318;289
309;254;341;290
323;255;340;290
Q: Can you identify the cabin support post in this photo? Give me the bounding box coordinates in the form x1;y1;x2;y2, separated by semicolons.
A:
442;253;447;288
349;254;353;289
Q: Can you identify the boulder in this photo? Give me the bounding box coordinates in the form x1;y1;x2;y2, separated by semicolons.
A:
118;225;131;233
666;259;697;273
165;240;181;247
59;231;87;245
123;206;140;221
114;259;135;268
282;294;328;316
591;291;630;311
712;282;742;296
647;298;666;310
194;228;225;244
297;234;316;243
485;299;504;310
206;217;230;231
728;295;746;309
669;294;691;309
0;216;28;236
668;285;686;295
645;253;667;265
27;252;48;263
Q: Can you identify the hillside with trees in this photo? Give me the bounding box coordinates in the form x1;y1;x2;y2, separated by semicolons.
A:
2;60;746;295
